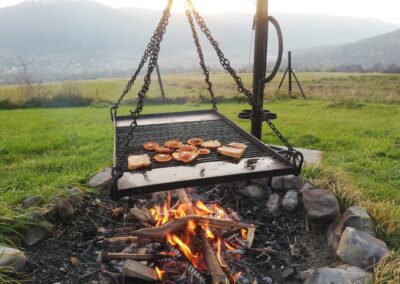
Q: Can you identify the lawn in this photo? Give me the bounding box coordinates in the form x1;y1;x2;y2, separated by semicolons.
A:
1;100;399;207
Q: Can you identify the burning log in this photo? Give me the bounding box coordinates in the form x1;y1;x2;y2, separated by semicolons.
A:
125;207;155;226
176;188;229;284
128;215;254;240
122;259;160;281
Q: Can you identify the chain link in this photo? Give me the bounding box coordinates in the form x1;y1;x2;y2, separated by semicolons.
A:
186;0;253;105
111;0;174;117
112;0;174;177
184;1;217;110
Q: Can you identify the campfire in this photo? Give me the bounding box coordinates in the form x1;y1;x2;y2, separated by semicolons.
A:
102;188;262;283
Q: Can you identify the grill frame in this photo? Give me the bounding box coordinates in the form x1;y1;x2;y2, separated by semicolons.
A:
114;110;300;196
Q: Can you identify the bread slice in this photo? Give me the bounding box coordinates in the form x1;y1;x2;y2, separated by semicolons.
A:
228;142;248;150
128;154;151;170
217;146;245;159
201;140;221;149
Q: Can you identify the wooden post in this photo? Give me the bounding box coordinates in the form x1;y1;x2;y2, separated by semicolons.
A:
288;51;292;93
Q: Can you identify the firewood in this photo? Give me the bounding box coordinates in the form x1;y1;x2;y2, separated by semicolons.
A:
122;259;159;281
102;252;170;261
246;226;256;248
125;207;155;226
176;188;229;284
129;215;254;240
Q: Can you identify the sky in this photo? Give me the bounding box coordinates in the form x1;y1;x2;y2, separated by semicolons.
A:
0;0;399;23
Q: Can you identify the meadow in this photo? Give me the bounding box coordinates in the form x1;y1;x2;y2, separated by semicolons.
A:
0;73;399;256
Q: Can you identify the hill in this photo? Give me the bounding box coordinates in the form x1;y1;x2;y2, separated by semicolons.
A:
294;29;400;70
0;0;398;82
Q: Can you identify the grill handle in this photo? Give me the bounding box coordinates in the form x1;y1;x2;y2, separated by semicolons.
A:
263;16;283;84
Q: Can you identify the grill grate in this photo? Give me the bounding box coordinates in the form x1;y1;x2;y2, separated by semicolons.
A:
116;119;274;171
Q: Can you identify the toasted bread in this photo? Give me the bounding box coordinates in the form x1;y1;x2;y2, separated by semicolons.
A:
143;141;159;151
228;142;248;150
128;154;151;170
178;144;197;153
197;148;211;155
217;146;244;159
164;139;182;149
187;138;203;146
154;154;173;163
201;140;221;149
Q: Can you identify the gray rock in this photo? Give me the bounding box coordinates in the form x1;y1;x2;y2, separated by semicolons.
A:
283;175;304;191
328;207;375;251
301;182;314;191
238;185;264;199
281;267;295;279
0;246;27;271
23;223;53;246
304;265;373;284
271;176;284;191
38;204;58;220
266;193;280;215
249;177;270;187
67;187;84;206
337;227;389;269
55;198;75;217
21;195;42;209
87;168;112;189
282;190;298;211
302;189;340;226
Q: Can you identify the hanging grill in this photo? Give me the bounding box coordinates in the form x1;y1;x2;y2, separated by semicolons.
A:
109;0;303;200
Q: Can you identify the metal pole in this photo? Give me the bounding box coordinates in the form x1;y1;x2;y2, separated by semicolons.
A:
288;51;292;93
251;0;269;139
155;63;166;101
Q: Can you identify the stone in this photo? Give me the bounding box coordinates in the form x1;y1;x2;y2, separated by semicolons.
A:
238;185;264;199
87;168;112;190
38;204;58;220
303;265;373;284
266;193;280;215
0;245;27;271
328;207;375;251
282;190;298;211
336;227;389;269
271;176;284;191
55;198;75;217
301;182;314;191
283;175;304;191
302;189;340;226
249;177;270;187
21;195;42;209
23;223;53;246
281;267;295;279
67;187;84;206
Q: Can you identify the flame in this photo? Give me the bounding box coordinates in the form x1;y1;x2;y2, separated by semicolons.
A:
241;228;247;240
155;266;165;280
224;240;236;251
167;234;197;262
187;219;197;235
231;271;241;283
212;204;227;218
161;203;169;225
216;238;227;268
195;200;214;214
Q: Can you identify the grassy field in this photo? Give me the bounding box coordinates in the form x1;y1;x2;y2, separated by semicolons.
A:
1;72;400;106
0;73;399;281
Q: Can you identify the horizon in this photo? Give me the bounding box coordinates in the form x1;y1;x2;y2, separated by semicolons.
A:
0;0;400;24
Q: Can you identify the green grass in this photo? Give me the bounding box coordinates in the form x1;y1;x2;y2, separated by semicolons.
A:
0;100;399;206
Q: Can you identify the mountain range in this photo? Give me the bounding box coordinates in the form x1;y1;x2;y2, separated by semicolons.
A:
0;0;399;83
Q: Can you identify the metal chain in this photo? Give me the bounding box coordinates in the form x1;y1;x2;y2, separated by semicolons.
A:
112;0;174;178
184;1;217;110
186;0;253;105
110;0;174;118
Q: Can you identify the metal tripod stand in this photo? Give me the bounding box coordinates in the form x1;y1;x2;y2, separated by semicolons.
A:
278;51;306;99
